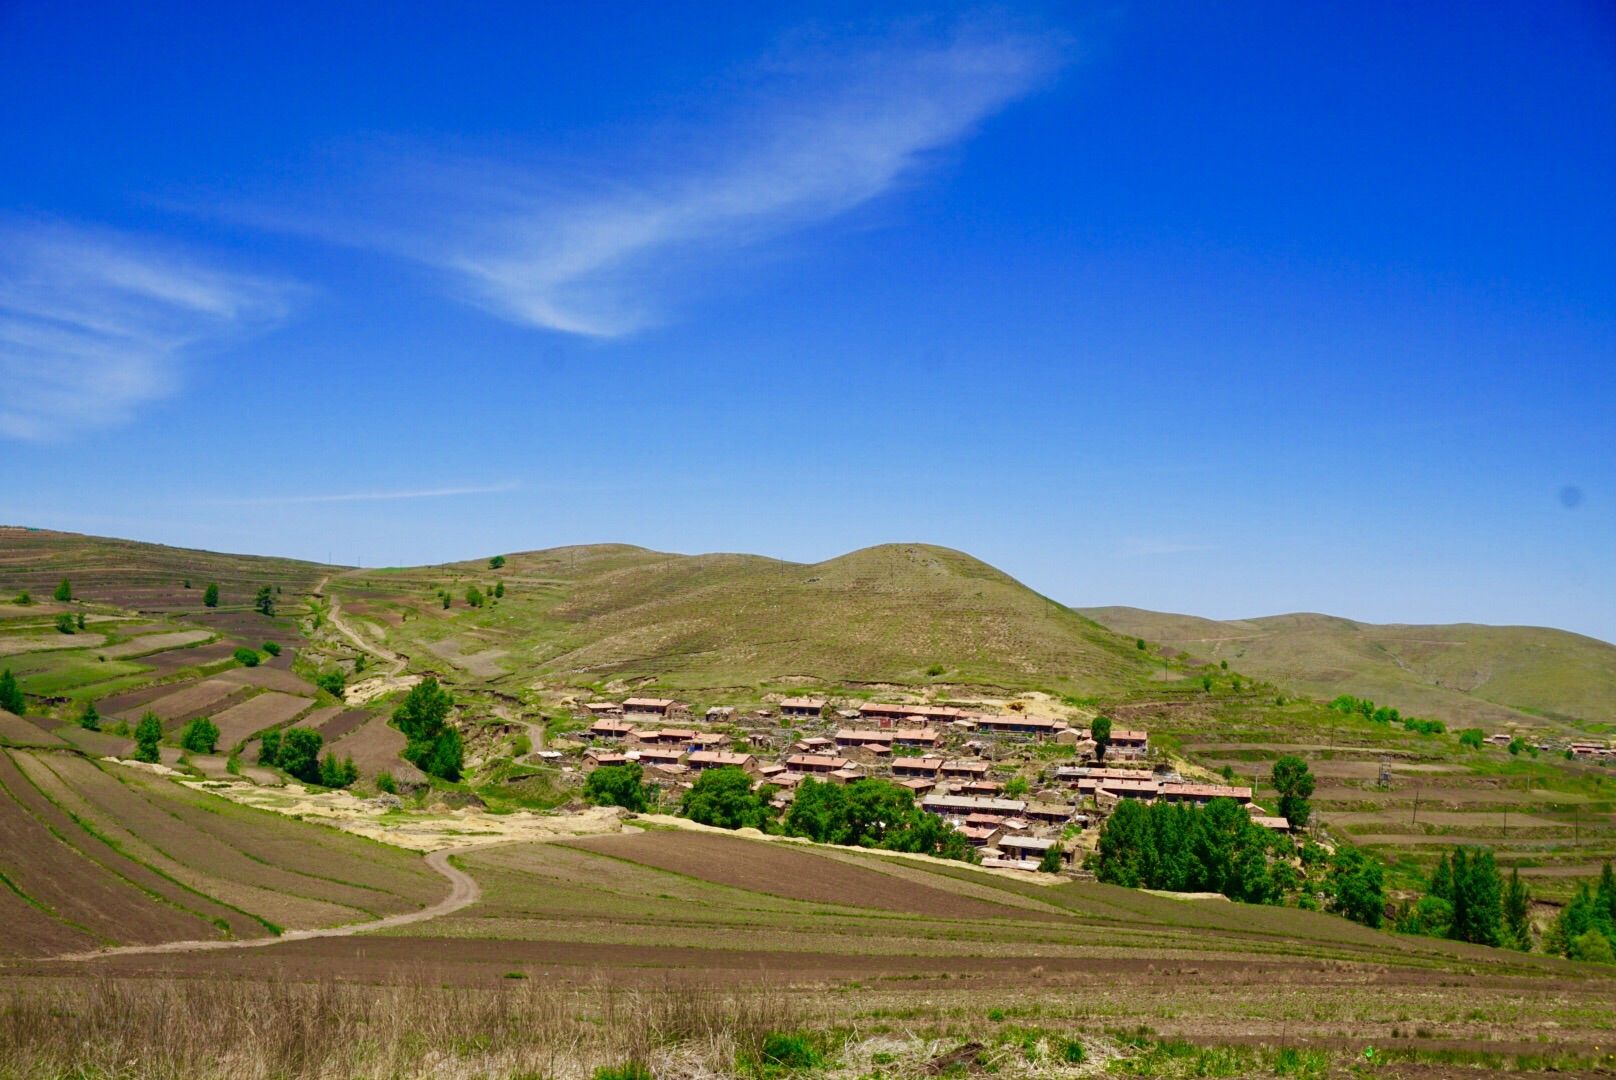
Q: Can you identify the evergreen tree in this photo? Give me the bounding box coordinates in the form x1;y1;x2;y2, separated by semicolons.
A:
254;585;275;615
203;583;220;608
78;701;101;731
53;579;72;602
1448;846;1503;946
0;668;25;714
180;716;220;754
1328;847;1386;928
1504;865;1533;951
1038;843;1065;873
134;712;163;763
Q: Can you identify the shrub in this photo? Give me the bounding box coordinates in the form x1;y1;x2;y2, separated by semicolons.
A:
925;662;945;677
75;612;86;630
493;581;505;598
489;555;506;569
1458;728;1485;749
465;586;484;608
258;730;281;766
180;717;220;754
376;771;398;794
1135;638;1146;650
233;647;260;667
1059;1038;1085;1064
585;763;651;812
12;591;31;605
0;669;23;714
254;585;274;616
1570;929;1614;964
53;579;72;602
1038;844;1065;873
133;712;163;763
393;678;461;780
55;613;76;634
202;583;219;608
277;728;324;784
263;641;281;657
319;754;358;788
757;1032;823;1071
77;701;101;731
316;670;345;697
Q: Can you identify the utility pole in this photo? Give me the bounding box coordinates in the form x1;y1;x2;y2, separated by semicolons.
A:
1412;785;1420;826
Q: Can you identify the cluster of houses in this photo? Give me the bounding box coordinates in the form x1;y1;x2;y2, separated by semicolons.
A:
1481;731;1614;760
566;694;1284;870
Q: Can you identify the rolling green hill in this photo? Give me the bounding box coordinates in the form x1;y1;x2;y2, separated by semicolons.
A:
333;543;1155;694
1081;606;1616;735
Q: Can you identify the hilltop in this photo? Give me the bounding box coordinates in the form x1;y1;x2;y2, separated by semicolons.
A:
1081;605;1616;736
332;542;1155;695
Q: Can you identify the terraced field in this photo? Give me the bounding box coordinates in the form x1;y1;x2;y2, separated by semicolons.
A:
0;748;444;957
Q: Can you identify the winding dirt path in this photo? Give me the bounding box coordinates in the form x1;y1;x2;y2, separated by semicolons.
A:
314;573;420;704
53;846;480;962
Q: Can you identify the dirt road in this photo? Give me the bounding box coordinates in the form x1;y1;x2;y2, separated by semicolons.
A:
315;573;420;704
52;846;480;962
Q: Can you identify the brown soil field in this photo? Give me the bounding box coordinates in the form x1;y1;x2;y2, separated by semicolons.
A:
98;630;214;658
0;754;215;950
565;830;1068;922
189;611;307;646
135;641;239;672
94;682;184;716
0;751;262;941
0;709;63;747
206;691;314;747
118;678;244;723
310;707;371;741
217;665;318;694
296;705;345;732
327;713;426;783
54;725;134;757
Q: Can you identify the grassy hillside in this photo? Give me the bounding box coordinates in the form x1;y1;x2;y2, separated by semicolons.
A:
333;543;1155;694
1082;606;1616;735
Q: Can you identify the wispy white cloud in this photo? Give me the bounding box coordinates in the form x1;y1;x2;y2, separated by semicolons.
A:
218;482;520;506
0;221;293;440
268;21;1063;337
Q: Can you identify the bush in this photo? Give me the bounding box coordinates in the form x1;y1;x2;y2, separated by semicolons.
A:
585;763;651;812
465;586;484;608
277;728;324;784
376;771;398;794
263;641;281;657
233;647;261;667
12;591;31;605
134;712;163;763
77;701;101;731
54;579;72;602
258;730;281;766
315;670;345;697
592;1064;651;1080
55;613;76;634
180;717;220;754
1458;728;1485;749
493;581;505;598
254;585;274;616
1038;844;1065;873
202;583;219;608
756;1032;824;1071
1059;1038;1086;1064
1570;929;1614;964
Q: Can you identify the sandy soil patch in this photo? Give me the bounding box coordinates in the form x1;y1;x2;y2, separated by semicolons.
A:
0;633;109;656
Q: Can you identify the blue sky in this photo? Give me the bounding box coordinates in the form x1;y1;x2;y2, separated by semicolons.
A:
2;1;1613;642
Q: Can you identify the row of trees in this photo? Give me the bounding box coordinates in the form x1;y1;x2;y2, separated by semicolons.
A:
1327;695;1445;736
581;765;977;863
1547;864;1616;963
257;727;357;787
1396;846;1531;949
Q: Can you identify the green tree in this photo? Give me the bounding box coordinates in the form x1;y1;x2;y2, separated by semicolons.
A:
1448;846;1503;946
262;641;281;657
0;669;25;714
1003;775;1029;797
1270;755;1316;829
393;677;461;780
1135;638;1146;650
315;670;345;697
680;767;773;830
134;712;163;763
12;590;31;605
465;586;484;608
1503;865;1533;950
53;579;72;602
254;586;275;616
493;581;505;598
258;730;281;766
489;555;506;569
180;717;220;754
1458;728;1484;749
1327;847;1385;927
55;613;76;634
319;753;358;788
584;763;651;812
1201;675;1213;692
1038;844;1065;873
75;612;85;630
277;728;323;784
1570;929;1614;964
202;583;220;608
233;647;260;667
1508;737;1525;756
1090;715;1113;761
78;701;101;731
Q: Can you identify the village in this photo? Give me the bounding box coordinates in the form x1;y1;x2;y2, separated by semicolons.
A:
563;695;1292;871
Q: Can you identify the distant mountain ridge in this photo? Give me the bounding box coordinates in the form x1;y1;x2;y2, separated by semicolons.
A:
1080;605;1616;733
